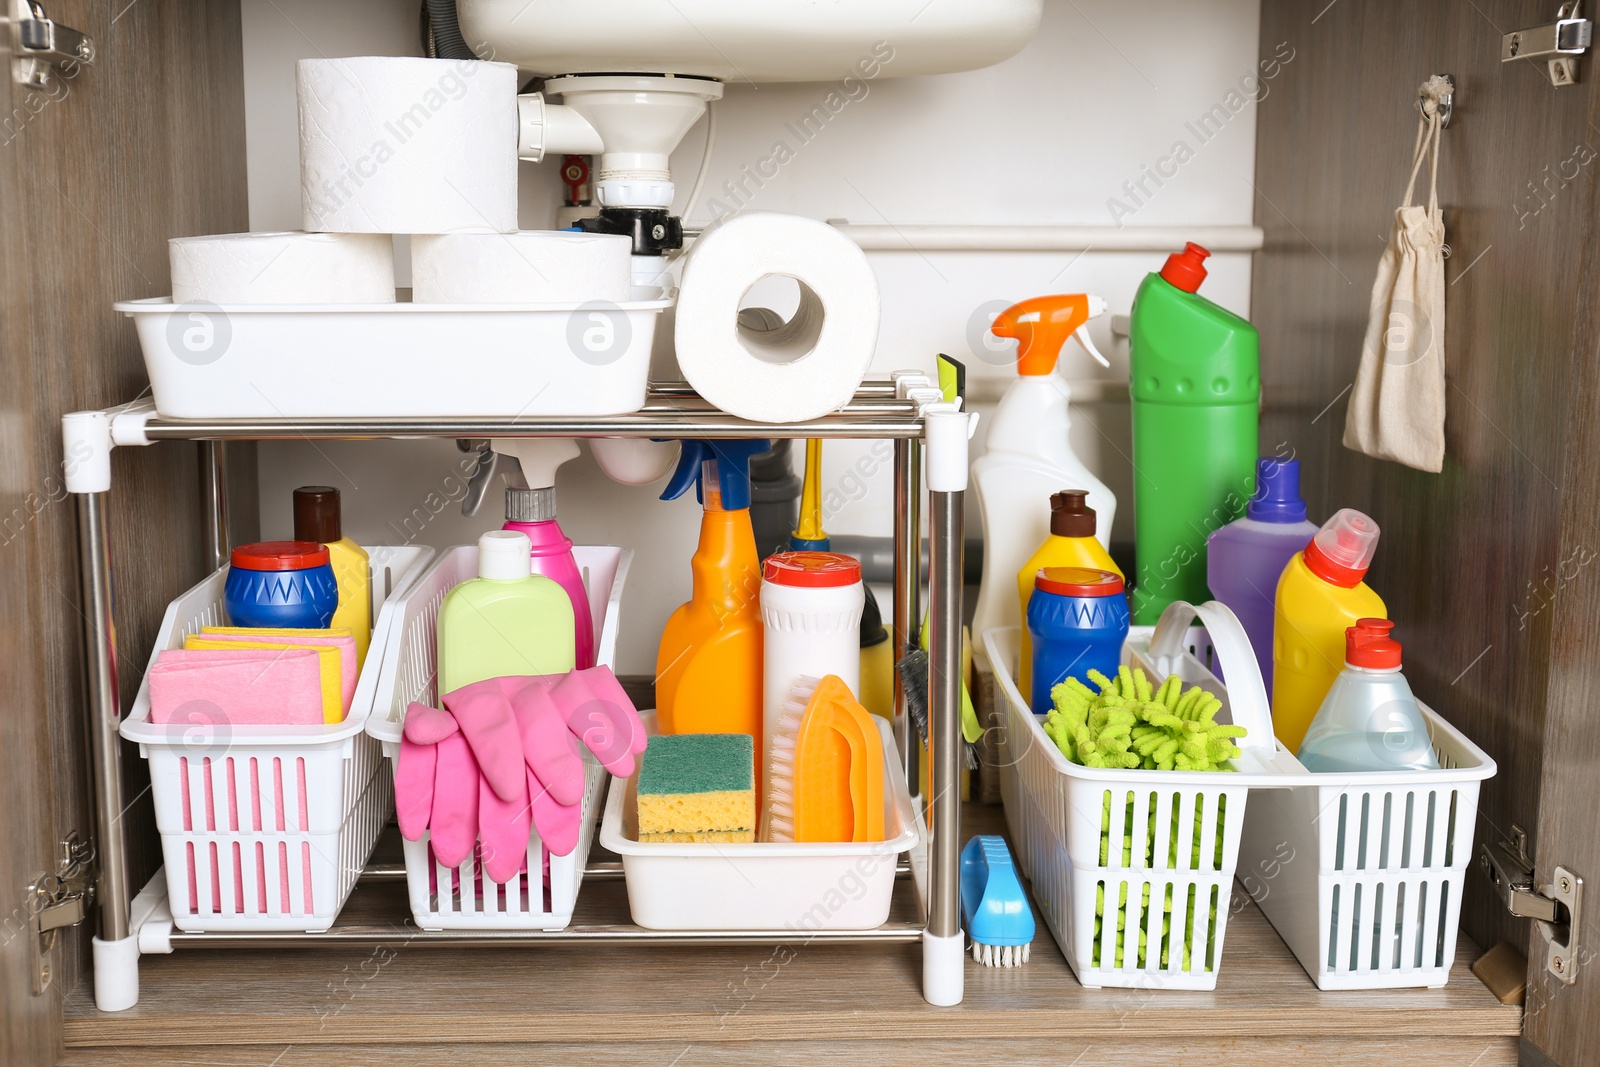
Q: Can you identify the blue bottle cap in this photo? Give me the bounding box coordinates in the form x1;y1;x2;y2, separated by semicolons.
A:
1247;457;1308;523
659;439;772;510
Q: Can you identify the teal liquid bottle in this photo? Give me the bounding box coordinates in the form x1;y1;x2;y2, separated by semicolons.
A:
1128;242;1261;624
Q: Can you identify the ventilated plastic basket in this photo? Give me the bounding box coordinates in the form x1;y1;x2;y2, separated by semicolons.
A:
1236;705;1495;989
365;544;631;931
987;601;1304;989
121;545;434;932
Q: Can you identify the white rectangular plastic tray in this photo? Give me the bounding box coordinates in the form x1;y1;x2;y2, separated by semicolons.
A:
365;544;631;931
114;293;672;418
600;715;920;932
121;545;434;932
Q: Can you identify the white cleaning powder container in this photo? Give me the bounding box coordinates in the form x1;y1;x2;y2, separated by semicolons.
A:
411;231;632;303
169;231;396;304
297;56;519;234
760;552;865;780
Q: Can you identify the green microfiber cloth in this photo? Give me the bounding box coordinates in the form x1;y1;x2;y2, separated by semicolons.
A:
1043;667;1246;772
1089;789;1227;969
1040;667;1239;972
1092;879;1221;970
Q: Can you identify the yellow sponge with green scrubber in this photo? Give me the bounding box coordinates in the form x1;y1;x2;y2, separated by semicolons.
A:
636;734;756;842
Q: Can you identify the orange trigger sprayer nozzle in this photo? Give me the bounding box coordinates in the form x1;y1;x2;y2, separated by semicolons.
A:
989;294;1108;375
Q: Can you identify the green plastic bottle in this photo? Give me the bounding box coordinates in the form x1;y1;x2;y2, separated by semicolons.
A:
437;530;575;695
1128;242;1260;624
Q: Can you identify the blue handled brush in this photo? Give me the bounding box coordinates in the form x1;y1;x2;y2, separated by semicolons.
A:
961;835;1035;967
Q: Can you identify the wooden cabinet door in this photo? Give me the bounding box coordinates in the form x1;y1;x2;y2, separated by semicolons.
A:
0;1;251;1058
1254;2;1600;1063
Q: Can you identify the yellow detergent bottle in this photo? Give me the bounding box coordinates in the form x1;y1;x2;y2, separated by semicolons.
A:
1273;508;1386;753
1016;490;1121;700
655;440;768;758
293;486;371;669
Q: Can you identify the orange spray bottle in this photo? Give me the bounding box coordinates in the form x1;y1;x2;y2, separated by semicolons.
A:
656;440;770;787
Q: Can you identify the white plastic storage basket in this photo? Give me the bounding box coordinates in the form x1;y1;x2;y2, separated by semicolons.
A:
986;602;1305;989
1237;706;1495;989
599;714;920;931
365;544;631;931
114;293;672;419
121;545;434;932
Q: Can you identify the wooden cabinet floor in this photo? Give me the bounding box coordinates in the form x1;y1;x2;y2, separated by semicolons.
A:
60;804;1521;1066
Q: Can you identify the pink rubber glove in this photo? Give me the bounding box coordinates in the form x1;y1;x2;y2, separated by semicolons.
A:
397;701;456;841
528;766;580;857
550;667;648;777
440;679;526;804
394;733;436;841
477;770;533;883
403;701;459;744
428;732;480;868
505;679;586;807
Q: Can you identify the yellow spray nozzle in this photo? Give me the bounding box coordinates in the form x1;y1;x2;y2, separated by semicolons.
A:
990;294;1110;375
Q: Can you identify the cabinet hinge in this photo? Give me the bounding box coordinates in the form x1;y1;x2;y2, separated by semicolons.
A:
1480;825;1584;984
27;830;96;995
6;0;94;92
1502;3;1593;85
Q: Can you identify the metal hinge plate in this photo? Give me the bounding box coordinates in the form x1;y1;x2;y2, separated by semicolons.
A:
27;831;95;995
1502;5;1592;85
6;0;94;91
1480;826;1584;984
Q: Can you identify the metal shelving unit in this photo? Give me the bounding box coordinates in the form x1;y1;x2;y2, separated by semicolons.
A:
64;379;973;1009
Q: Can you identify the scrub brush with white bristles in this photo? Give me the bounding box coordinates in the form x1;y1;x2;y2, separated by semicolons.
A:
763;674;884;844
961;834;1035;968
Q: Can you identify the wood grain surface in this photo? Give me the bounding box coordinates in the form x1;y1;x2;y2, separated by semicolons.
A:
0;3;251;1061
1252;8;1598;1035
62;804;1519;1062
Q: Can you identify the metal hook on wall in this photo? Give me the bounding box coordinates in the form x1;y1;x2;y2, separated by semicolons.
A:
1418;73;1454;129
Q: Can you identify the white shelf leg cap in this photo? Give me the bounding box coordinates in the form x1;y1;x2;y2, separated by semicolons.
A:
92;934;140;1012
922;929;965;1006
923;402;974;493
61;410;113;494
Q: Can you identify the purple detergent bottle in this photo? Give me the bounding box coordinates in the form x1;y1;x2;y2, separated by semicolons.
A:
495;438;596;670
1206;457;1319;693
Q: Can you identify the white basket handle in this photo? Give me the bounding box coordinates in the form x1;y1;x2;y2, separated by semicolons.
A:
1149;600;1275;754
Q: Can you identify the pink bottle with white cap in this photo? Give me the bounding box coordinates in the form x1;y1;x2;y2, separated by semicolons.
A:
1271;508;1387;753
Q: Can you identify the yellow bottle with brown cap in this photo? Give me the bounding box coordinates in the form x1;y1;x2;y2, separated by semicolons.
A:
293;486;371;669
1016;490;1121;699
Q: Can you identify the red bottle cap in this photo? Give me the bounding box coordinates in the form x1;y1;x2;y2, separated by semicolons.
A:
763;551;862;588
1159;241;1211;293
230;540;331;572
1346;618;1401;669
1035;567;1124;597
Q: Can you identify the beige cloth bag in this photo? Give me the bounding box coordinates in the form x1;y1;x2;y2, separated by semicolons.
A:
1343;80;1449;472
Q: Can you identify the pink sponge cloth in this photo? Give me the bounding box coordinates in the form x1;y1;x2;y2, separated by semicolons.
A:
195;627;358;715
148;648;325;726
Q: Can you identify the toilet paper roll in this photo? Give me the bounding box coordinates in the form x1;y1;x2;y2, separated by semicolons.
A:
297;57;518;234
169;232;396;304
412;231;632;303
674;213;880;423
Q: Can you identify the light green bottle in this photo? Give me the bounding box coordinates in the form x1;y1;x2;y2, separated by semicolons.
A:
437;530;575;695
1128;242;1260;624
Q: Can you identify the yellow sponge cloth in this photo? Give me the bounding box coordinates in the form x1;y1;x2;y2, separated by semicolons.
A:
636;734;755;839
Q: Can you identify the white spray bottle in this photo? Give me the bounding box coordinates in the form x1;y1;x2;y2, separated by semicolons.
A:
970;293;1115;670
